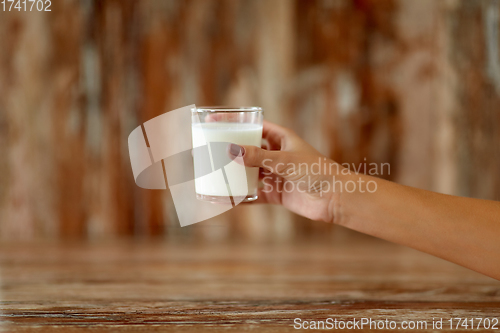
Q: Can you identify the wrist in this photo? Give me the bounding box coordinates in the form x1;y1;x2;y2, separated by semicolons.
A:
325;172;352;225
327;190;343;225
327;172;365;227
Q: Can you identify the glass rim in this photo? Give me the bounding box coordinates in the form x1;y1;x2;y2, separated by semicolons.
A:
193;106;263;113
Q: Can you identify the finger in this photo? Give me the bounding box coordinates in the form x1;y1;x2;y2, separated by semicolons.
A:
257;177;283;205
228;144;294;176
261;139;270;151
262;120;293;150
258;167;266;180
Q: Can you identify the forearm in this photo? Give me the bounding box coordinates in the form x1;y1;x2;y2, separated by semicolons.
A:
335;173;500;280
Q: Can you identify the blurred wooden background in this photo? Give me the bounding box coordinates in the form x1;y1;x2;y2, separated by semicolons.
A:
0;0;499;241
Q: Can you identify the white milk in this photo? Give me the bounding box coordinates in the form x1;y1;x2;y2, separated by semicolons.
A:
192;122;263;198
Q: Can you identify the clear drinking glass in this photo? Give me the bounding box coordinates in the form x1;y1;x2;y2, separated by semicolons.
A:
192;106;264;204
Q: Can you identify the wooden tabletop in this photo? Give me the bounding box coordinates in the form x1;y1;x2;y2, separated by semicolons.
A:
0;233;499;332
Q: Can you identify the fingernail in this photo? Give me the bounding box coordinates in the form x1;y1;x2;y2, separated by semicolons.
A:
228;144;245;157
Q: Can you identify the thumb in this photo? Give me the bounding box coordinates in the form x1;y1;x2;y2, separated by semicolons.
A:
227;143;293;175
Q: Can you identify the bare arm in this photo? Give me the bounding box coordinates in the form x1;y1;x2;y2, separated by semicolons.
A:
338;173;500;280
229;120;500;280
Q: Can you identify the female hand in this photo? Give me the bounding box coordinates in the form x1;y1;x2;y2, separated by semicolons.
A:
228;120;343;223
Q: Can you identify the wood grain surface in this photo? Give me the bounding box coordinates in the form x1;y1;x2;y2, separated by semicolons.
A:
0;233;498;332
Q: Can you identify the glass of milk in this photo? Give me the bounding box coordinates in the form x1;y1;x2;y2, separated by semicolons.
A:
192;107;263;204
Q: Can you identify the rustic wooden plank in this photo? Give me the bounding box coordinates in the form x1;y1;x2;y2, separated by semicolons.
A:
0;236;498;332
